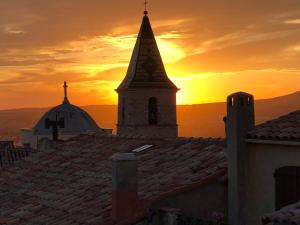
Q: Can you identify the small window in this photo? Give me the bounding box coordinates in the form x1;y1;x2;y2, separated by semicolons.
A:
148;97;158;125
121;98;125;125
274;166;300;210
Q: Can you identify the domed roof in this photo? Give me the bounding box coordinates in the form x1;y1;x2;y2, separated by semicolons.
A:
33;82;103;135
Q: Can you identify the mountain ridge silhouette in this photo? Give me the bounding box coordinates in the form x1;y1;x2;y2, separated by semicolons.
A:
1;91;300;140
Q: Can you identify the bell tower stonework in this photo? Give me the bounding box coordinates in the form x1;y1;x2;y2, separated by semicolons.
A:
116;11;178;138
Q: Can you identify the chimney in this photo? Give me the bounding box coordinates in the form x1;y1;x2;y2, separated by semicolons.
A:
226;92;255;225
111;153;139;222
159;208;181;225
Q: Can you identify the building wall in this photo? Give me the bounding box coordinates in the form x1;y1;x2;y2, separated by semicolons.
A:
149;180;227;224
21;129;76;149
117;88;177;138
245;142;300;225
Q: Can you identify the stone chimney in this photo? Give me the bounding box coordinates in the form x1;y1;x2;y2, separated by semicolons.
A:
226;92;255;225
159;208;181;225
111;153;139;222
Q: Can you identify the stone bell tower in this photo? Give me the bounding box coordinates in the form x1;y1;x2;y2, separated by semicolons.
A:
116;10;179;138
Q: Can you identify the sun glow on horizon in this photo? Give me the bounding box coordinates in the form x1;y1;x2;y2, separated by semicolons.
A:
0;3;300;110
53;29;189;105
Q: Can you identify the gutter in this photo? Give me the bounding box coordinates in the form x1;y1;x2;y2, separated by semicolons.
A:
246;139;300;146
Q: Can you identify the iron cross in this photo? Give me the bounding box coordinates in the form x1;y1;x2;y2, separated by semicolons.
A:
144;0;148;11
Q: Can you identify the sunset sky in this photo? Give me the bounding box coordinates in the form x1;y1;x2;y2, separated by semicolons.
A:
0;0;300;109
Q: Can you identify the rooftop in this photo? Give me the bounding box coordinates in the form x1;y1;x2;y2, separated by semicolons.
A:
0;134;226;225
0;141;36;168
262;202;300;225
248;110;300;141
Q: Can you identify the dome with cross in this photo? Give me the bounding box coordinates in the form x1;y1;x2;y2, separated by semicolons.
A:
32;82;103;137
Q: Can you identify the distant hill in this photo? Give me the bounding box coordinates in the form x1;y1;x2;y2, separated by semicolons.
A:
178;91;300;137
1;91;300;140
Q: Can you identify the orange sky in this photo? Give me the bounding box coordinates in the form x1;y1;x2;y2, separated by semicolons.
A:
0;0;300;109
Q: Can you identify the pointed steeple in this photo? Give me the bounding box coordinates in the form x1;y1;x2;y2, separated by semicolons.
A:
116;7;179;138
117;11;178;91
63;81;70;104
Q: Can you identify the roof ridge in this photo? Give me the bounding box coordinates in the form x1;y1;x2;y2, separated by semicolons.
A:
248;109;300;141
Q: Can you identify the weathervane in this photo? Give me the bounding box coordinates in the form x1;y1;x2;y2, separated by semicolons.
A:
144;0;148;15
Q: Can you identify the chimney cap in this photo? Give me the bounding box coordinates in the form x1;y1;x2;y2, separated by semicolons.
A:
111;153;137;161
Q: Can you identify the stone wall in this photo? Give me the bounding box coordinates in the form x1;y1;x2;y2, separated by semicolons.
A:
21;129;77;149
244;142;300;225
117;88;177;138
149;180;227;224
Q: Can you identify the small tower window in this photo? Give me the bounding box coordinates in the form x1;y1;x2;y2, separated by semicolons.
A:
148;97;158;125
121;98;125;125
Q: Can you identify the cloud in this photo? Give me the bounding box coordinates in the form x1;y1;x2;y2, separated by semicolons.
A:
285;19;300;24
169;28;300;74
0;0;300;108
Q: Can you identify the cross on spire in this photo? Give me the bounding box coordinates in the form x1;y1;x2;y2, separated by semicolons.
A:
144;0;148;15
63;81;70;104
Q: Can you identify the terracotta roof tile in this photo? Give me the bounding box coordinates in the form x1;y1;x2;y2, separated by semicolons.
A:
248;110;300;141
0;147;36;168
0;134;226;225
262;202;300;225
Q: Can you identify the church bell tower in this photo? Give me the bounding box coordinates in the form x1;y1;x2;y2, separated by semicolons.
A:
116;9;179;138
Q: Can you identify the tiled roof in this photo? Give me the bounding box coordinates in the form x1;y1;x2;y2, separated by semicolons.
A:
262;202;300;225
0;147;36;168
0;134;226;225
248;110;300;141
0;140;36;168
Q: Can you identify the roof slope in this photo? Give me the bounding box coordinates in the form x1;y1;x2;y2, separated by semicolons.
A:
248;110;300;141
117;13;177;90
0;134;226;225
262;202;300;225
0;147;36;168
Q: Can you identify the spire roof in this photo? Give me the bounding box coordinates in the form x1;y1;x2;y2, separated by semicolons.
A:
117;13;178;91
